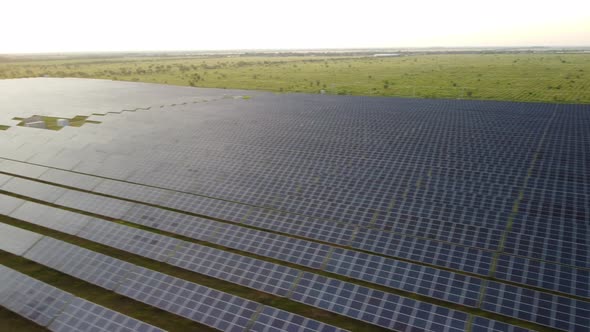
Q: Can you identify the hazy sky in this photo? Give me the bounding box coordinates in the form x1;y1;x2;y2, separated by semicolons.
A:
2;0;589;53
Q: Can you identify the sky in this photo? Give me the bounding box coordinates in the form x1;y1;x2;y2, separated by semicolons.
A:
1;0;589;54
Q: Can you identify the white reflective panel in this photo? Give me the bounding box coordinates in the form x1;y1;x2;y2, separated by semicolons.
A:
0;223;43;255
0;193;25;215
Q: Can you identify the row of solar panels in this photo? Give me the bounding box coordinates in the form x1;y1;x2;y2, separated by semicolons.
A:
0;265;164;332
119;145;535;189
0;165;586;300
123;113;549;161
1;191;588;331
0;223;346;332
118;141;542;189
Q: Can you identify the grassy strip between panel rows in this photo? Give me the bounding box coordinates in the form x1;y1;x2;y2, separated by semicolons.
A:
0;215;388;332
0;202;554;332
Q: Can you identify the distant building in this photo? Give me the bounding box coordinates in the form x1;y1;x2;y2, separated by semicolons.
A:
24;121;46;129
22;115;47;129
373;53;400;57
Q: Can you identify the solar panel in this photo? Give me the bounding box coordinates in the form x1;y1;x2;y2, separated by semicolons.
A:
0;173;12;187
1;177;66;203
24;237;134;291
495;254;589;298
0;265;74;327
324;248;483;307
168;244;300;297
250;306;342;332
0;159;49;179
290;272;469;331
482;281;589;331
10;201;94;236
78;220;182;262
504;222;589;268
54;190;133;219
49;297;164;332
0;265;164;332
0;222;43;255
38;168;104;191
93;179;172;205
117;266;260;331
471;316;534;332
0;193;25;215
351;227;494;276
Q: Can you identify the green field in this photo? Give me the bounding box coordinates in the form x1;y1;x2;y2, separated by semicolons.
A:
1;53;590;103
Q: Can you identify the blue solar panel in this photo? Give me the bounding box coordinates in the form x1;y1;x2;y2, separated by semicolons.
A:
482;281;589;331
0;265;164;332
471;316;534;332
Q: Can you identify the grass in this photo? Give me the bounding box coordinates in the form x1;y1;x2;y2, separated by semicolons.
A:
1;53;589;103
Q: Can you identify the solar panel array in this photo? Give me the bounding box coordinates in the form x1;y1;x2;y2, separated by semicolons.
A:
1;78;589;331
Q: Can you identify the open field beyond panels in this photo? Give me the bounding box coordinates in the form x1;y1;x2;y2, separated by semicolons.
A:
1;54;589;103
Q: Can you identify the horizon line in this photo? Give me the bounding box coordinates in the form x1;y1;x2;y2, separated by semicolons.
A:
2;45;590;56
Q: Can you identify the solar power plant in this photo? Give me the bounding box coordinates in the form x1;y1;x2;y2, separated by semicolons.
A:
0;78;589;332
